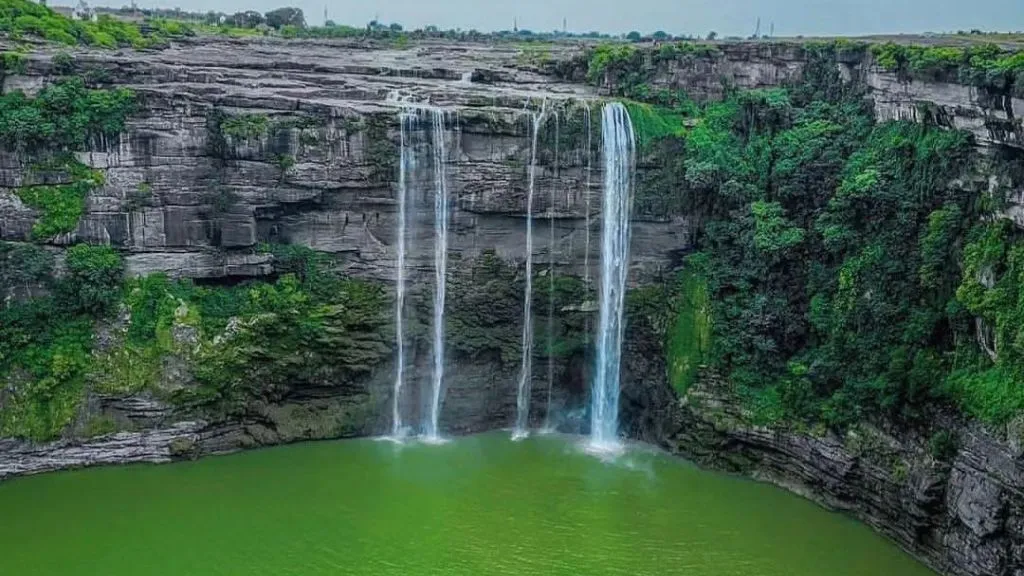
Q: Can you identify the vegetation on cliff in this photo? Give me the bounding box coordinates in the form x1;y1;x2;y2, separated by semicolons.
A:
0;78;135;239
0;244;121;440
580;38;1024;101
871;42;1024;95
617;44;1024;431
0;242;390;441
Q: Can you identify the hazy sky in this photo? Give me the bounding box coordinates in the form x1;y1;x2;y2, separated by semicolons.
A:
129;0;1024;37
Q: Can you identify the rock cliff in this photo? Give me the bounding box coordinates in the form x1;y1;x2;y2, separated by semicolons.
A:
2;35;1023;576
661;376;1024;576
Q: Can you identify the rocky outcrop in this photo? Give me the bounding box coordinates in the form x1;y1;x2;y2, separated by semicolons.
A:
0;421;204;479
0;345;583;479
658;376;1024;576
867;71;1024;149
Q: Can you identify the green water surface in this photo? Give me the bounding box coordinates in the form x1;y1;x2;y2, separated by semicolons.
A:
0;432;935;576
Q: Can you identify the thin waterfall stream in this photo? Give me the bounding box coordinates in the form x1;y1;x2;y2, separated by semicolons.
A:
390;111;415;438
425;108;451;442
583;104;593;346
590;102;636;450
543;112;559;431
514;105;546;439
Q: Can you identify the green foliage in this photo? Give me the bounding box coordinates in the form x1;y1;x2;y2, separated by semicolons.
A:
51;51;74;74
0;0;192;48
0;241;53;289
667;258;712;395
871;42;1024;92
364;114;397;183
123;273;192;346
264;7;305;30
274;153;296;176
662;79;984;428
586;41;721;95
189;272;389;407
945;220;1024;424
82;415;118;437
652;41;721;63
0;317;92;441
15;160;104;238
144;18;195;40
751;201;805;253
446;252;524;365
586;43;641;85
59;244;124;316
928;429;959;461
624;101;688;145
945;366;1024;425
221;113;269;140
0;78;135;152
1;238;392;439
0;241;112;441
1;50;25;75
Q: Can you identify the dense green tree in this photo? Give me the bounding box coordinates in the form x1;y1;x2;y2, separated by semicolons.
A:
57;244;124;316
264;6;304;30
228;10;263;28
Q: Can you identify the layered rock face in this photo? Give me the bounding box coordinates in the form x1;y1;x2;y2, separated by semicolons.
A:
660;377;1024;576
0;37;687;478
612;41;1023;150
0;37;684;281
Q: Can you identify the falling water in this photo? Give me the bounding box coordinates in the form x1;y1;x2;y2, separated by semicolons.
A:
425;108;451;442
543;112;559;431
583;104;593;343
391;111;415;438
514;106;546;439
590;102;636;450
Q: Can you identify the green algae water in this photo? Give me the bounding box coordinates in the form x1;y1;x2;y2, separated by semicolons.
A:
0;432;935;576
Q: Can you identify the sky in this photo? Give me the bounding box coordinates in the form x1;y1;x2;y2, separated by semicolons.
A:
127;0;1024;37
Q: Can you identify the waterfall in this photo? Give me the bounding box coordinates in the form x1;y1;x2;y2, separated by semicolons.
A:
425;109;451;442
513;106;545;439
590;102;636;450
391;111;415;438
543;112;559;431
583;104;593;345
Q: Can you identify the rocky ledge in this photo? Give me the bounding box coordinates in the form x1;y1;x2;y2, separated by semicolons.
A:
661;376;1024;576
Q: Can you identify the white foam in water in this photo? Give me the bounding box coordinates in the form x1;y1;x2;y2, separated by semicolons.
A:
419;435;450;446
589;102;636;452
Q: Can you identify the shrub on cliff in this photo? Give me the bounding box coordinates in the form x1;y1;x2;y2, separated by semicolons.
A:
0;78;135;151
58;244;124;316
0;244;122;441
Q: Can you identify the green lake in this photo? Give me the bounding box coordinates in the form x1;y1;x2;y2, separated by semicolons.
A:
0;432;936;575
